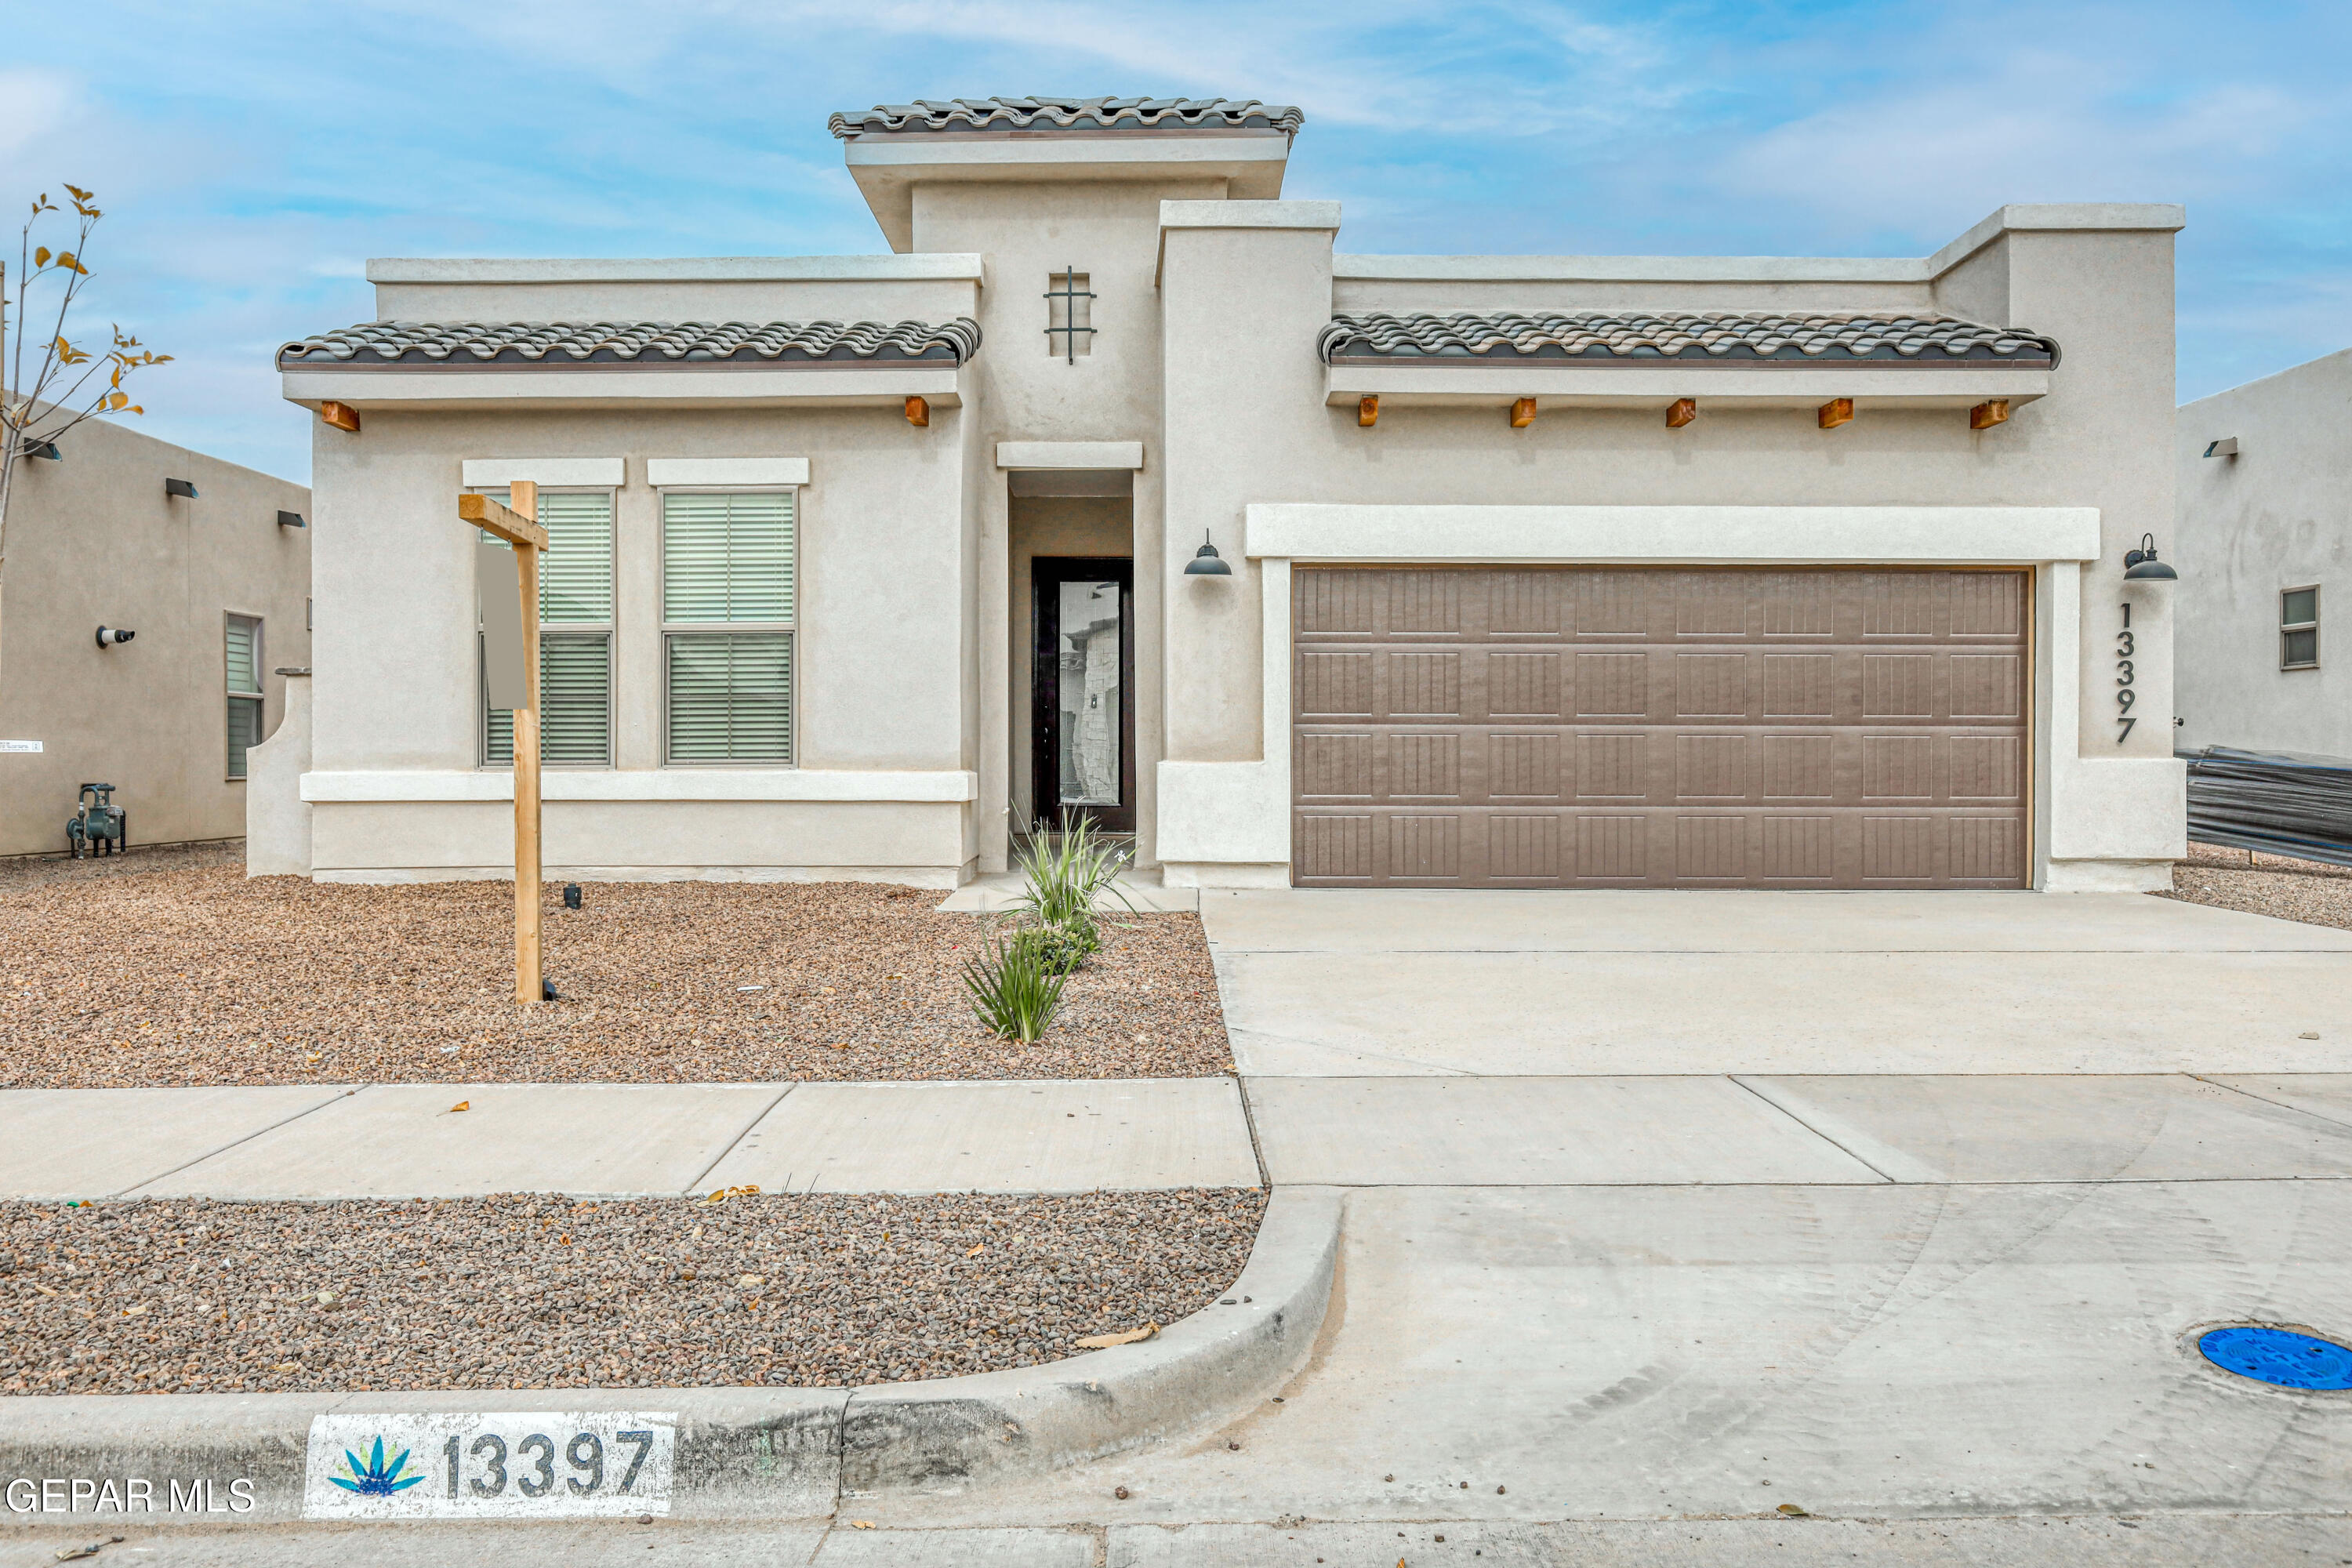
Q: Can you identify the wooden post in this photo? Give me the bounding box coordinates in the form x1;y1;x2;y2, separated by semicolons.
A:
456;486;552;1007
509;479;542;1005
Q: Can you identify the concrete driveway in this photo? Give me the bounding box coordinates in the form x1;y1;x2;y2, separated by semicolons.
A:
853;888;2352;1542
1207;889;2352;1076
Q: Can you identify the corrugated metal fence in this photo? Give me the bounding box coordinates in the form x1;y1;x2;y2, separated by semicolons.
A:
2183;746;2352;869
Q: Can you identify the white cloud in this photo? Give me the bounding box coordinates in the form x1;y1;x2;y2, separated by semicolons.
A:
0;68;77;159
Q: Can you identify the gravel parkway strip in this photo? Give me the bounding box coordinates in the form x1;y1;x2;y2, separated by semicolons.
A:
0;1189;1267;1396
0;844;1231;1088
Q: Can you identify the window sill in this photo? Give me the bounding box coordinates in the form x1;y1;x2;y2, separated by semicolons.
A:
304;769;977;804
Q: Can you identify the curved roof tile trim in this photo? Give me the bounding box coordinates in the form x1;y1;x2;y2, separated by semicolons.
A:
829;96;1303;137
278;318;983;368
1319;311;2060;367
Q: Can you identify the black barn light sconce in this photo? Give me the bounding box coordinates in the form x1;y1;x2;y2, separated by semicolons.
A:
21;439;60;461
1183;532;1232;577
2123;533;2178;583
164;477;198;499
278;510;307;529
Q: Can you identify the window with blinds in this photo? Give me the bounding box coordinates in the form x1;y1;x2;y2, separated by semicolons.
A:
226;615;263;779
481;490;614;767
662;491;796;764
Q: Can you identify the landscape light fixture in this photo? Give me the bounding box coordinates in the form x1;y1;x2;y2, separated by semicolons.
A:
20;439;60;461
2122;533;2178;583
563;884;583;910
1183;532;1232;577
278;510;307;529
2204;437;2238;459
164;477;198;499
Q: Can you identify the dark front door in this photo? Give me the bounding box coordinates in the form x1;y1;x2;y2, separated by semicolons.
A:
1032;557;1135;833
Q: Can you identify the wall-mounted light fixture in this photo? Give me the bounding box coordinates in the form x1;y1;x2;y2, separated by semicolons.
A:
2123;533;2178;583
164;477;198;499
1183;532;1232;577
20;439;60;461
96;626;136;648
277;510;307;529
2204;437;2238;459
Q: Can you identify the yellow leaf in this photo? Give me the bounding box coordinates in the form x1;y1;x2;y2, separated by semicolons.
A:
32;247;49;267
107;392;127;410
1076;1321;1160;1349
851;1521;874;1530
64;183;91;202
125;405;143;415
448;1100;470;1112
965;1244;985;1258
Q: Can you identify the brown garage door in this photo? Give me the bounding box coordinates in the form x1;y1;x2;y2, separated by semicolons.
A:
1291;567;2029;889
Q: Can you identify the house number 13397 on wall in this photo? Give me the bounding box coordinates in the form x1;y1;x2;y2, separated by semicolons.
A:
302;1410;676;1519
2115;603;2138;742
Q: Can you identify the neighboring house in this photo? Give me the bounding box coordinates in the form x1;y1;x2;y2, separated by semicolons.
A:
2174;346;2352;757
0;408;311;858
269;95;2184;892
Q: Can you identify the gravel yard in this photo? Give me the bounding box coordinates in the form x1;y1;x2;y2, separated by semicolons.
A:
2161;840;2352;932
0;843;1230;1087
0;1187;1266;1395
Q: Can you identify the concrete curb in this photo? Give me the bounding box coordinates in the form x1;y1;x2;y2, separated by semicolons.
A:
1;1187;1343;1525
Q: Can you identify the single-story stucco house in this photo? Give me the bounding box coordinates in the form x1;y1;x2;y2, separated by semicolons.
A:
263;94;2186;892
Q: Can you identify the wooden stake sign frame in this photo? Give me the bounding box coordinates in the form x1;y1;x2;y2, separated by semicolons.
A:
458;483;550;1005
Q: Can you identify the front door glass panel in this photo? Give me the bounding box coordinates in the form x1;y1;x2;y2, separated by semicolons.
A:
1058;579;1122;807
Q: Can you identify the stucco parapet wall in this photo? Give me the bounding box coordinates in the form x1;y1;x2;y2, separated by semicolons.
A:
1156;201;1341;282
365;256;985;284
301;771;978;804
1243;504;2102;564
995;441;1145;470
280;365;960;411
1331;205;2187;291
849;141;1290;252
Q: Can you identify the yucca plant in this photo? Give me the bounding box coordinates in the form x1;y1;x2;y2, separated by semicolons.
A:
964;923;1068;1042
1012;811;1134;973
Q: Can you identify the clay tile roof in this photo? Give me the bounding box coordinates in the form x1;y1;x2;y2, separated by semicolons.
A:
1318;311;2060;367
276;318;982;368
828;96;1303;138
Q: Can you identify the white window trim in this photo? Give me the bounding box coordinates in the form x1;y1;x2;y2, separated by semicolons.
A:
658;484;803;768
2282;584;2320;672
646;458;810;488
473;485;618;770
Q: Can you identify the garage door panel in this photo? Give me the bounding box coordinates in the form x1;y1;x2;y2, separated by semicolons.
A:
1293;568;2029;890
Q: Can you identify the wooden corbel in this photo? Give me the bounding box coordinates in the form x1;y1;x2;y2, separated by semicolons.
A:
1817;397;1854;430
1666;398;1697;429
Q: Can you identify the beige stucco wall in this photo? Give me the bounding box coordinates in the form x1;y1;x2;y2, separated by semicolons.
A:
0;412;310;857
303;401;975;880
2174;347;2352;757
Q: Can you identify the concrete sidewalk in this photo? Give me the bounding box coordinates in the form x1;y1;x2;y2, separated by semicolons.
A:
0;1078;1260;1200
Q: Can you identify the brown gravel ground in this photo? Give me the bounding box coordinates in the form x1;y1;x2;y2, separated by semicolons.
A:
0;1187;1267;1395
0;842;1232;1087
2159;840;2352;933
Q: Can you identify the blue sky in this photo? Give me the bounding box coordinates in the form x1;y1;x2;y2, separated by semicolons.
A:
6;0;2348;481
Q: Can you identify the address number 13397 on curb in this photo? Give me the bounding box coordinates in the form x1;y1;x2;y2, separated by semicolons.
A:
303;1411;677;1519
